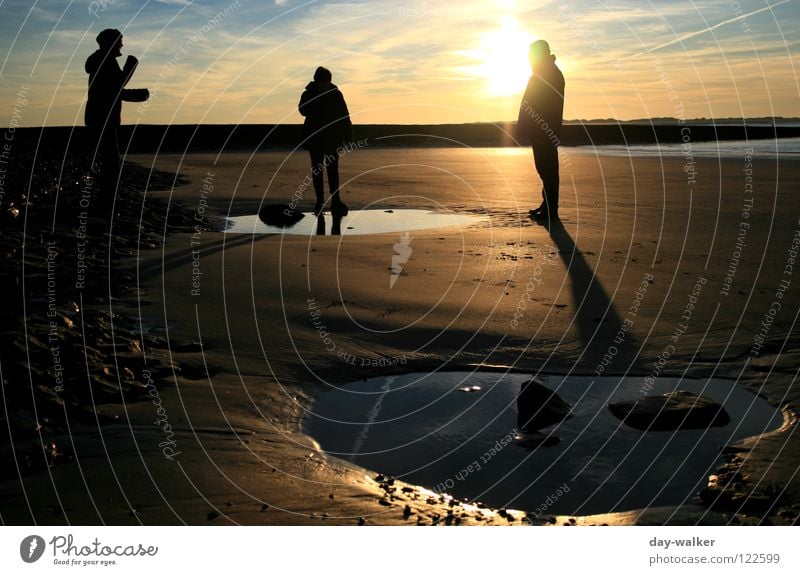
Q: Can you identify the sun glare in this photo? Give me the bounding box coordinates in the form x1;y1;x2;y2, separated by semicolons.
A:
463;16;534;97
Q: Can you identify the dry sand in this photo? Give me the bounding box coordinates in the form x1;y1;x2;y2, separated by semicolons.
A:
3;146;798;525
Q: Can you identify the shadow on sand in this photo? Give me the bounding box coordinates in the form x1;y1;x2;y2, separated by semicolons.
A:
537;217;630;354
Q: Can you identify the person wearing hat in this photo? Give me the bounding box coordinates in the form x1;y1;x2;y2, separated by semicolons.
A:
517;40;565;223
84;28;149;203
298;66;353;217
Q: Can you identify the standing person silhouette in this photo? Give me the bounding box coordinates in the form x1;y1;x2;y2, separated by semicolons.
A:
84;28;149;207
517;40;565;223
299;66;352;216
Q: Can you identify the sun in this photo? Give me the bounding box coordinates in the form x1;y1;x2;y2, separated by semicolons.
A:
462;16;534;97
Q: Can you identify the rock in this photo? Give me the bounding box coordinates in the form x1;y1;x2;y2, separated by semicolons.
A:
258;203;305;227
609;391;730;431
516;377;573;431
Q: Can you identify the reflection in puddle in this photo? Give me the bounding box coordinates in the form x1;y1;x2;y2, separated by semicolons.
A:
306;372;782;515
225;209;488;236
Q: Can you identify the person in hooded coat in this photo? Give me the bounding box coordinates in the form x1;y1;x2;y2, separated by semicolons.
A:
517;40;565;222
84;28;149;204
298;66;353;216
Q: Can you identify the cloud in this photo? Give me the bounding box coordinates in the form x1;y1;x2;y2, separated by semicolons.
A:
1;0;798;125
634;0;792;56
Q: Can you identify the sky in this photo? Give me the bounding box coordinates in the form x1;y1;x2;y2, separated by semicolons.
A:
0;0;798;126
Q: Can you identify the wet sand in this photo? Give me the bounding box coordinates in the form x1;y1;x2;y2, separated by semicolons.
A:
2;146;798;525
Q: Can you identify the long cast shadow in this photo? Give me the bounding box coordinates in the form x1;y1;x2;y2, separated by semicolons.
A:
542;218;629;352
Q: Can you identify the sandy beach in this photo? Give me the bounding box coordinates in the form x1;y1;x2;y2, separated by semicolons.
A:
2;144;798;525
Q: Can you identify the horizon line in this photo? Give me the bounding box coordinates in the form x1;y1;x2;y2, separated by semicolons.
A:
6;117;800;130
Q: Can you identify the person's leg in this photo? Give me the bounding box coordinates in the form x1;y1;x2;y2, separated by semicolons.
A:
326;152;348;215
530;144;546;213
309;147;325;213
326;153;340;201
544;144;559;215
532;142;559;216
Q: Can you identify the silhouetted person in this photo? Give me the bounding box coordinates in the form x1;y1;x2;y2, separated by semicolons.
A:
84;28;149;207
517;40;564;222
299;66;352;217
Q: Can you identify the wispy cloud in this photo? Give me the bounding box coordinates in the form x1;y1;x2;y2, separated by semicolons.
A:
634;0;792;56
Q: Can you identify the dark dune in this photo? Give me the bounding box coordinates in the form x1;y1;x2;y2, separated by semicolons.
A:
7;121;799;155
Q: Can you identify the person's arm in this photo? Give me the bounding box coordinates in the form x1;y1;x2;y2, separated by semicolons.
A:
515;77;535;145
337;92;353;143
298;89;313;117
538;70;564;134
118;55;148;101
121;55;138;88
121;88;149;102
555;71;565;127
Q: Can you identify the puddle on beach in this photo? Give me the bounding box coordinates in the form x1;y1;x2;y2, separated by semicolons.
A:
225;209;488;236
306;372;782;515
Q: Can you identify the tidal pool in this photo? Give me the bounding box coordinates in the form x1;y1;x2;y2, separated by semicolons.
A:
306;372;781;515
225;209;488;236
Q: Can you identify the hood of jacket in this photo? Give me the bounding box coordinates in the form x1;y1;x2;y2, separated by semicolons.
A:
534;54;557;73
304;81;339;94
85;49;116;74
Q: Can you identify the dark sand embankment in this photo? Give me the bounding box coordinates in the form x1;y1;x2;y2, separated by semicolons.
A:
9;122;799;154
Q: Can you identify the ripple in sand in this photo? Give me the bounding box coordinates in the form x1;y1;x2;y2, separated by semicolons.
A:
225;209;488;236
306;372;782;515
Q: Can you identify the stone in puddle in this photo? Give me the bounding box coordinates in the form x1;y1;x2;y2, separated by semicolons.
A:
516;377;573;432
609;390;730;431
258;203;305;227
